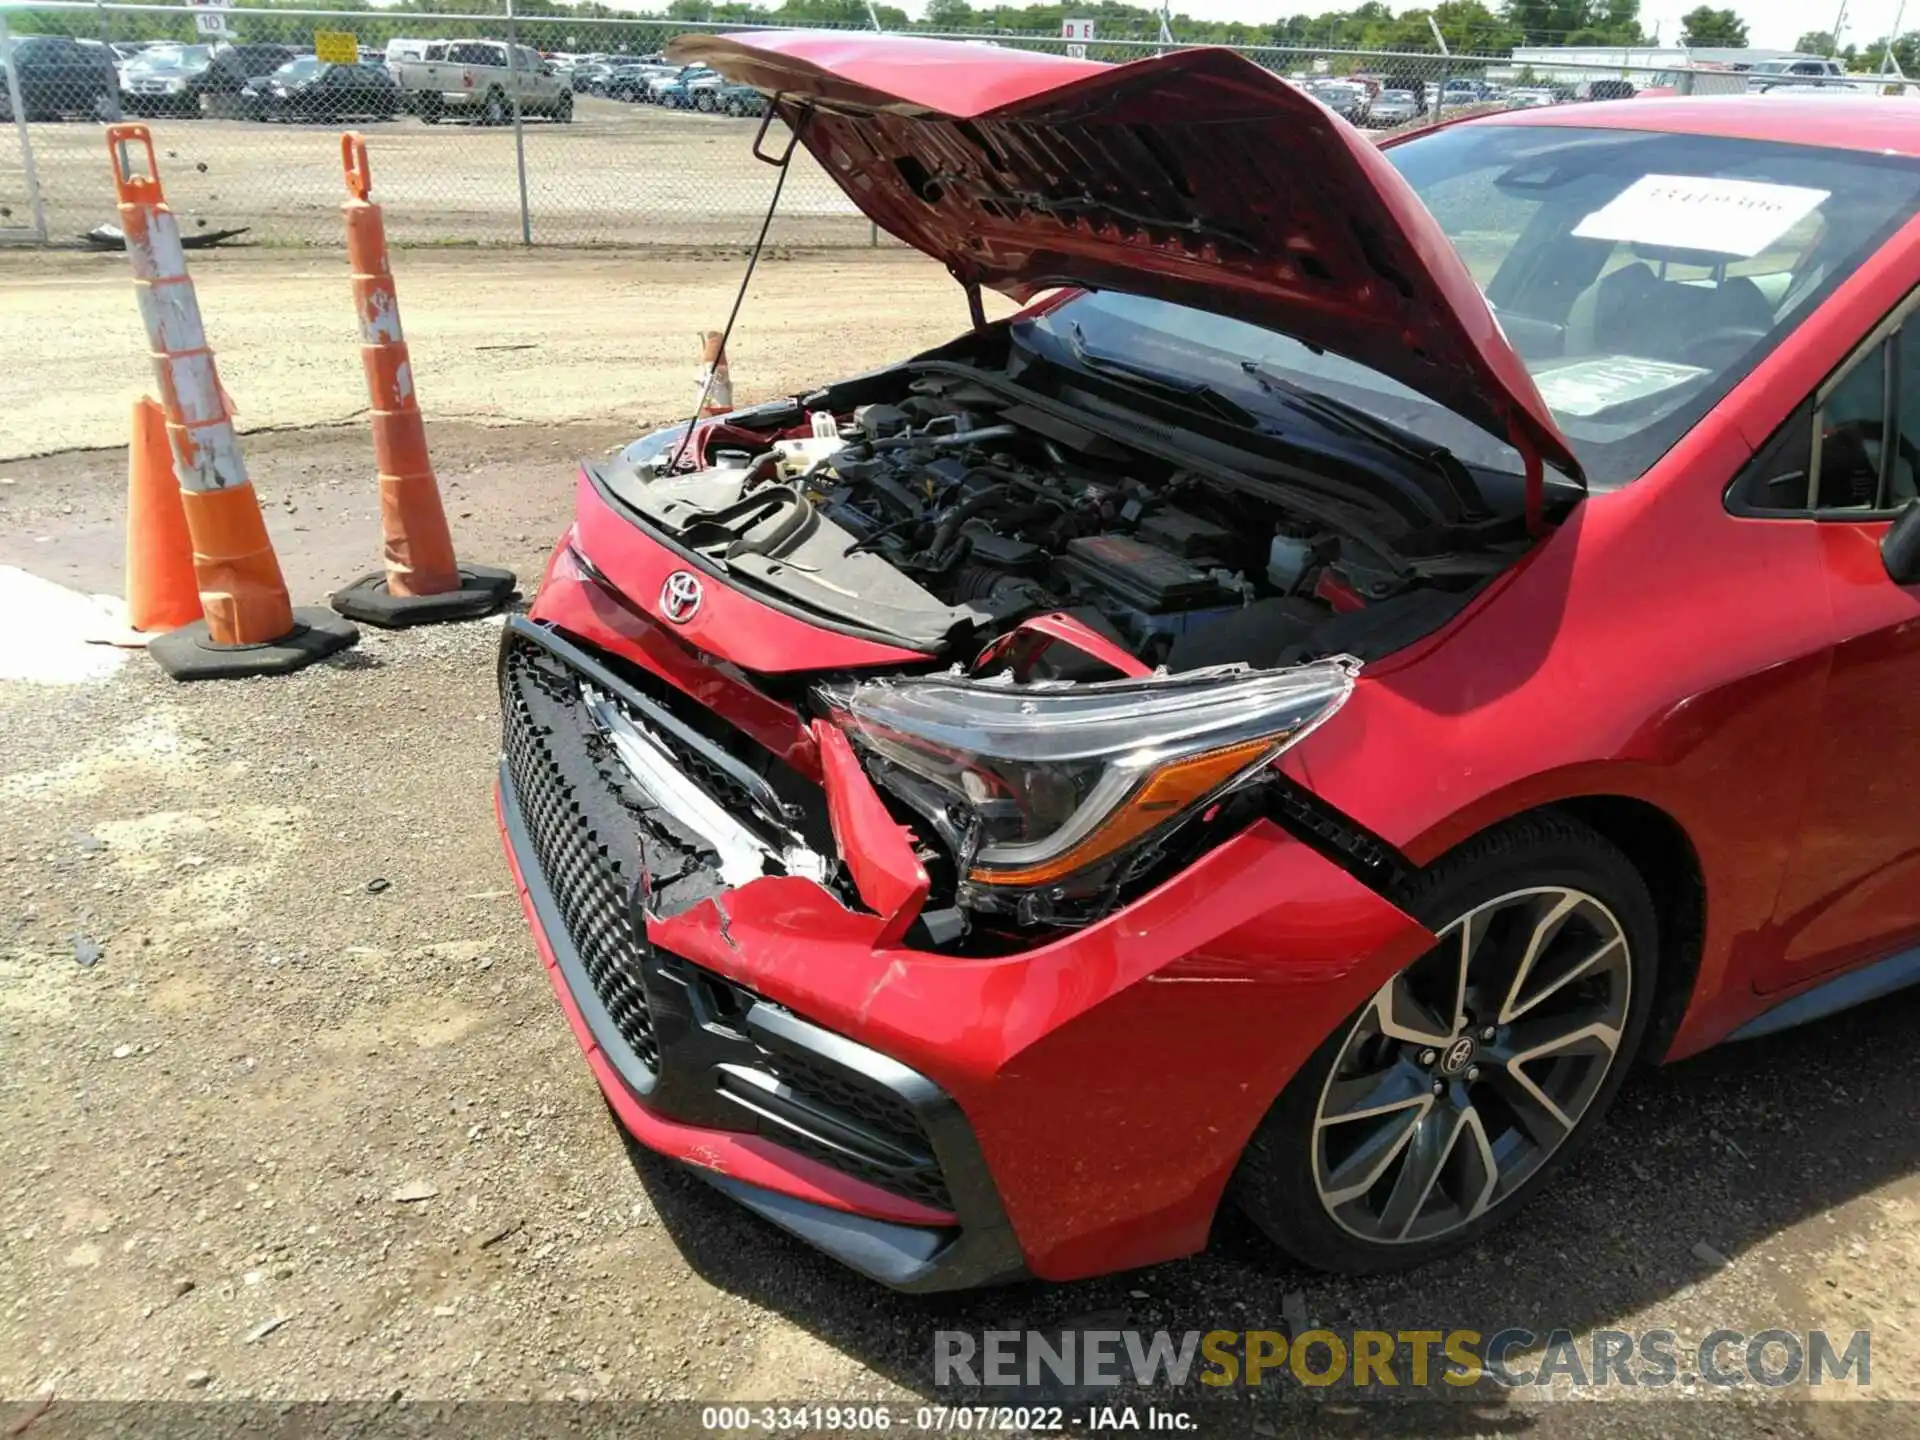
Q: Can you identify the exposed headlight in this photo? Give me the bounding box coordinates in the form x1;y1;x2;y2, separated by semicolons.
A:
819;660;1356;914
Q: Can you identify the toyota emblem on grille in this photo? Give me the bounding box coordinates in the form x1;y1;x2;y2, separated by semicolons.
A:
660;571;703;624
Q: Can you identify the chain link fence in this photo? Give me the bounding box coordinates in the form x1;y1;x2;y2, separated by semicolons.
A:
6;4;1920;250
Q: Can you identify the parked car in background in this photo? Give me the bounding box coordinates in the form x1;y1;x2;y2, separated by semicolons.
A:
715;80;767;118
508;32;1920;1295
243;57;402;121
1582;78;1638;101
1300;78;1370;123
119;43;214;116
1367;87;1421;125
209;42;298;96
390;38;572;124
607;62;673;101
1381;71;1427;108
1746;56;1856;92
1506;87;1558;108
648;64;717;104
120;40;295;115
384;38;438;66
572;60;612;94
0;34;120;121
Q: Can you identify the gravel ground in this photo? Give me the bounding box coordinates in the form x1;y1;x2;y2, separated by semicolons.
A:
3;251;1919;1438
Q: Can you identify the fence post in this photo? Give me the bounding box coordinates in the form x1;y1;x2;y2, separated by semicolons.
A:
93;0;122;121
0;17;49;246
505;0;533;245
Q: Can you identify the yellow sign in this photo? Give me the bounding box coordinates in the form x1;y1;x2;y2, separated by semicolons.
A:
314;30;358;64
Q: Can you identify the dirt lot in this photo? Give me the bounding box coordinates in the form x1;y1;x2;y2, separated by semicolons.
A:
0;247;986;464
2;97;868;249
3;250;1920;1437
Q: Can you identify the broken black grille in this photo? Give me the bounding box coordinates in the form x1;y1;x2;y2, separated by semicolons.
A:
502;635;661;1071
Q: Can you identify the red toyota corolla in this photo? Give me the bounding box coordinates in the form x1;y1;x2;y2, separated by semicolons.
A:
496;34;1920;1289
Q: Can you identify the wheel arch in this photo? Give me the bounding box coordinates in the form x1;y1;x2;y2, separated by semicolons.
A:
1541;794;1706;1066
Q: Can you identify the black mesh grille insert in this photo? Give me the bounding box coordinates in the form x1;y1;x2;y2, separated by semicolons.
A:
502;635;661;1071
670;959;954;1213
754;1044;954;1212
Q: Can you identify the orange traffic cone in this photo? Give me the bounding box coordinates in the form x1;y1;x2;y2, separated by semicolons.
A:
329;133;513;628
108;124;357;680
124;396;203;634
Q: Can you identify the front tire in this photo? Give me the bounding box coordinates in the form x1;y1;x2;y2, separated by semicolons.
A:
552;90;572;123
482;88;507;126
1232;811;1658;1274
418;92;443;124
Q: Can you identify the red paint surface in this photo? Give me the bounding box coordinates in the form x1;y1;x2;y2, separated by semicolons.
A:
505;93;1920;1278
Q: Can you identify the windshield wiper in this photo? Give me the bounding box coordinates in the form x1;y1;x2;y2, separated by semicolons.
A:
1062;323;1256;427
1240;360;1489;521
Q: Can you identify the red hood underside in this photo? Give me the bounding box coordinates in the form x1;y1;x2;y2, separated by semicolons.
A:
668;31;1579;480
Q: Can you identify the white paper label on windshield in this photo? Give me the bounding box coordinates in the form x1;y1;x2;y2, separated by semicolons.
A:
1534;356;1711;418
1572;175;1829;258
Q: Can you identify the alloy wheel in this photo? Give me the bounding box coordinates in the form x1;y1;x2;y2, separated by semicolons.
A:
1312;886;1632;1245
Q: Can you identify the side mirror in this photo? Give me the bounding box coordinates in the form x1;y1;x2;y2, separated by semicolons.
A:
1884;499;1920;585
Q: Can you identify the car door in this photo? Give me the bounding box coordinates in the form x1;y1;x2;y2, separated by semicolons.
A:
1736;289;1920;992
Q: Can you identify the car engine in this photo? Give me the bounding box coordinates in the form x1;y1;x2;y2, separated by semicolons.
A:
615;369;1519;672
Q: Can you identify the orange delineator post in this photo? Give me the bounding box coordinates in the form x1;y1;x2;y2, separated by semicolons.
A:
340;133;460;599
109;125;295;646
107;124;356;680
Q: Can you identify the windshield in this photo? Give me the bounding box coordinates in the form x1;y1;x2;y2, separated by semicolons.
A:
133;45;210;70
276;58;325;81
1025;125;1920;488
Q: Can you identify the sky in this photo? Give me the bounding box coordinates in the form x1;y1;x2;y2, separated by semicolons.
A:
881;0;1908;51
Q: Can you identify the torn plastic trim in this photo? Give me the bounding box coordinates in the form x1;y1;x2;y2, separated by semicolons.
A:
584;685;831;914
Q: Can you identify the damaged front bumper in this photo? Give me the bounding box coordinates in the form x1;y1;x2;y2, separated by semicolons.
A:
496;617;1025;1291
497;567;1436;1287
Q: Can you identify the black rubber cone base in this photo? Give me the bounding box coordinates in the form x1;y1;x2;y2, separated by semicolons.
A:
150;607;360;682
330;564;517;629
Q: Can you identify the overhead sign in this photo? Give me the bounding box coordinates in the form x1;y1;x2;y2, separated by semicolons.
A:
1062;17;1094;58
188;0;232;37
314;30;358;64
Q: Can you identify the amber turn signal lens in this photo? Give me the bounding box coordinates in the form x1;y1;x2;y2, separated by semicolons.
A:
967;736;1279;888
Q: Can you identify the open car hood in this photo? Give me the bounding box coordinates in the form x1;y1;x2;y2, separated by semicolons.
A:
668;31;1580;482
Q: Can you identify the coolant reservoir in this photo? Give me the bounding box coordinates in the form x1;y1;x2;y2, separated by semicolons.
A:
771;435;846;478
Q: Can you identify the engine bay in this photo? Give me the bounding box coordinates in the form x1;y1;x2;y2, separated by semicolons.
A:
608;365;1536;673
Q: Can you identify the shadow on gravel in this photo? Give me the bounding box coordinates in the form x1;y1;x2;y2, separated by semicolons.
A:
620;987;1920;1433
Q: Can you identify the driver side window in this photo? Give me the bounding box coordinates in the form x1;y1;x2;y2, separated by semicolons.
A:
1732;303;1920;517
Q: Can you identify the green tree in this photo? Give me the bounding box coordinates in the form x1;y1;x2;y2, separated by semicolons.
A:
923;0;976;29
1678;6;1747;46
1795;29;1836;54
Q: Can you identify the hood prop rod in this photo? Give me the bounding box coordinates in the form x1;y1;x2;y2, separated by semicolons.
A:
666;97;804;473
1507;416;1548;539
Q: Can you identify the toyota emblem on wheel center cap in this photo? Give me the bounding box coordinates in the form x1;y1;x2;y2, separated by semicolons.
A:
660;571;703;624
1440;1036;1476;1075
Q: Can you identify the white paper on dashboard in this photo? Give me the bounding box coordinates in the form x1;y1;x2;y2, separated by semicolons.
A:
1572;175;1829;259
1533;356;1711;417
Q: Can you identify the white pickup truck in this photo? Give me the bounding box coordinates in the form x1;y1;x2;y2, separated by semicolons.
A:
390;39;572;124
